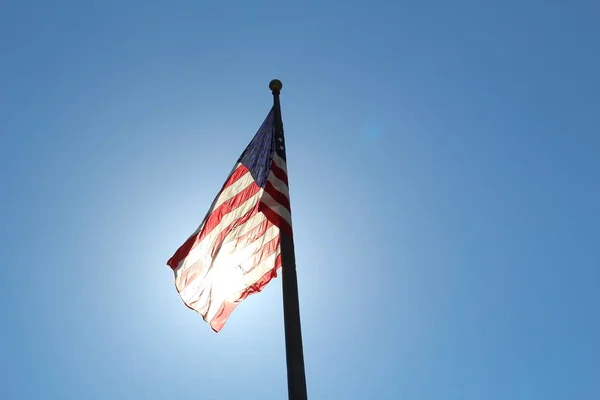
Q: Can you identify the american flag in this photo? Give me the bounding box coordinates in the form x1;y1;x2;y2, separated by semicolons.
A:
167;107;292;332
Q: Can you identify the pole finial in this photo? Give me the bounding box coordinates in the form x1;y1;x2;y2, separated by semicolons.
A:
269;79;283;93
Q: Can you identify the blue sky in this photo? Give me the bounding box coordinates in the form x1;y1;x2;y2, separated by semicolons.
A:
1;1;599;399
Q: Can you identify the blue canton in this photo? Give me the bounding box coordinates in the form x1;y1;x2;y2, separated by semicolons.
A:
238;108;276;188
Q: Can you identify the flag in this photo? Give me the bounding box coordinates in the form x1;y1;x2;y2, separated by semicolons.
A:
167;107;292;332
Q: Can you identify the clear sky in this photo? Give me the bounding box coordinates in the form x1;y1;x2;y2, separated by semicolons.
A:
1;1;599;399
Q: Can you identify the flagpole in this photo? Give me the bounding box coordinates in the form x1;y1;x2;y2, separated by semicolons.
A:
270;79;308;400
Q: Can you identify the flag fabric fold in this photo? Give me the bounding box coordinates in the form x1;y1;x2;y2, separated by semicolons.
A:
167;107;292;332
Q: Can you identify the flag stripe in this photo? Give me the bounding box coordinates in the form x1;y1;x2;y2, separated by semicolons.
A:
270;159;288;186
231;216;273;249
212;169;254;211
168;176;261;270
264;181;291;211
197;179;261;244
261;191;292;225
238;229;280;273
184;163;251;238
208;252;282;332
209;205;260;259
272;153;287;172
175;169;289;279
267;170;289;195
242;242;281;285
260;202;293;236
175;213;270;289
173;188;263;278
167;165;254;270
221;163;251;190
178;217;277;292
181;232;281;323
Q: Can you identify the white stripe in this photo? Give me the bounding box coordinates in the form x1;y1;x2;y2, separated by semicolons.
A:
174;188;264;275
205;246;281;323
183;163;247;241
272;154;287;172
179;222;281;322
267;170;289;197
261;190;292;225
237;225;279;273
175;213;269;288
225;208;268;240
212;166;254;210
181;158;284;255
242;245;280;286
177;215;274;297
208;222;277;278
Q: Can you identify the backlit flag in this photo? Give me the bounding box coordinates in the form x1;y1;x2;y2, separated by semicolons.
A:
167;107;292;332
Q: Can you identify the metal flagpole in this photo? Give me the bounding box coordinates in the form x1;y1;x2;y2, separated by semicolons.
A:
269;79;308;400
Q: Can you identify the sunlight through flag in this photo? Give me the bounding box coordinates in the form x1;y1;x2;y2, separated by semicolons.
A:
167;106;292;333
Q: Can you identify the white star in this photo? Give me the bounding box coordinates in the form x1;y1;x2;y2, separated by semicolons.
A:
278;137;283;142
279;145;284;150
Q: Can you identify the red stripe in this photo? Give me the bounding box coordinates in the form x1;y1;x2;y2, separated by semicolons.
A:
167;166;249;270
209;253;282;332
209;206;259;258
259;202;293;236
240;234;280;274
167;174;260;270
221;164;250;191
233;217;272;249
176;206;259;288
264;181;290;211
178;216;275;291
270;160;288;186
199;182;260;240
168;167;250;269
